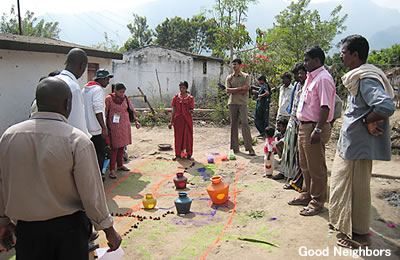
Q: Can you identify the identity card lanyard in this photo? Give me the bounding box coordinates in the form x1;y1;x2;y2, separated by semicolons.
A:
112;103;123;124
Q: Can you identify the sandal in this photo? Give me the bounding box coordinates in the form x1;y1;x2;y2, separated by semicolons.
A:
288;198;310;206
283;184;294;190
337;238;362;249
299;206;324;216
109;170;117;179
117;166;130;171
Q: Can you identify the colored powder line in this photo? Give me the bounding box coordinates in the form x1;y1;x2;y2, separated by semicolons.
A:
199;164;245;259
190;210;217;217
157;206;175;210
104;158;151;194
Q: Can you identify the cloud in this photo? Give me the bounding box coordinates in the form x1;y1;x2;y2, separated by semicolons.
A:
370;0;400;12
1;0;158;16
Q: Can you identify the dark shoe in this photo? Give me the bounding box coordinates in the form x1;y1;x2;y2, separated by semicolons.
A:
88;242;99;252
248;150;256;156
272;173;284;180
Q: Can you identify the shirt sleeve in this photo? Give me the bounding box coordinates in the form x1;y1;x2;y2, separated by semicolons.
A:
190;96;194;110
73;140;113;231
0;166;10;227
317;77;336;110
244;74;251;86
171;95;177;107
225;75;231;88
92;88;105;114
360;78;396;117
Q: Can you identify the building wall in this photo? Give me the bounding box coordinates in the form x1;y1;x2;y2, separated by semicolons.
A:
0;49;112;134
113;46;193;108
192;59;230;98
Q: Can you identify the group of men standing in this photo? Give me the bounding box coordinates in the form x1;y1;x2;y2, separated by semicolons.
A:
0;48;121;259
225;35;396;249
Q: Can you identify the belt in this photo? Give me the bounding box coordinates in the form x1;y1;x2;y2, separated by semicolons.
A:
300;121;316;124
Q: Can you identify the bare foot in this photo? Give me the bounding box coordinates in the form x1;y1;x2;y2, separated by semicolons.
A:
109;170;117;179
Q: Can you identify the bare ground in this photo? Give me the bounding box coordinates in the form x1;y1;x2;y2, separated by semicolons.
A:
1;111;399;260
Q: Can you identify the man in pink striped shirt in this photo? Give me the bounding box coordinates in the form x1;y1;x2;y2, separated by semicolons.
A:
288;46;336;216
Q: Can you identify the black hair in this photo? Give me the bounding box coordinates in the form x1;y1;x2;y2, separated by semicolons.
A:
265;127;275;138
257;75;267;82
341;34;369;63
281;71;292;81
304;46;325;65
232;58;242;65
179;81;189;89
292;62;303;74
114;83;126;91
277;118;288;127
48;70;60;77
296;63;306;72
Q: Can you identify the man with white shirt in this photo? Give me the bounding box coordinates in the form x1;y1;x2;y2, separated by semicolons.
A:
276;71;294;122
56;48;90;137
83;69;113;172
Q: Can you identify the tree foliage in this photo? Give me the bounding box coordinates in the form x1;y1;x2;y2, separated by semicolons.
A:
259;0;347;66
93;32;121;53
124;13;153;51
209;0;257;62
367;44;400;70
0;5;60;39
154;15;217;54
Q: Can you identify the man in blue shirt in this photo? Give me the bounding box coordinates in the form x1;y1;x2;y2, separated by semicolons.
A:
329;35;396;249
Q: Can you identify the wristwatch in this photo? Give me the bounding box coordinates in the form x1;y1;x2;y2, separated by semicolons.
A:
313;127;322;133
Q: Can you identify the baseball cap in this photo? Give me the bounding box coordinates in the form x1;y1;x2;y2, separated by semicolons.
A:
94;69;113;80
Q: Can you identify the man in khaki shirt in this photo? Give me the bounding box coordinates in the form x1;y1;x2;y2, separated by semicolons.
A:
226;58;255;156
0;77;121;259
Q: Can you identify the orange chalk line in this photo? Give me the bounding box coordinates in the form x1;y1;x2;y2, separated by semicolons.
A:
104;158;151;194
101;156;245;252
199;163;245;260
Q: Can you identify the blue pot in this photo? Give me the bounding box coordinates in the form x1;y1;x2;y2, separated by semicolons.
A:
174;192;192;215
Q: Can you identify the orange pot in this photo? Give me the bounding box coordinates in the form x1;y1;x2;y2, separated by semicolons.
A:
206;176;229;204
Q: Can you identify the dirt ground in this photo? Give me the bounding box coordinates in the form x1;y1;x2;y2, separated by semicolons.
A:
1;111;399;260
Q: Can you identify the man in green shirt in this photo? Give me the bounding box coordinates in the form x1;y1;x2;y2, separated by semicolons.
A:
225;58;255;156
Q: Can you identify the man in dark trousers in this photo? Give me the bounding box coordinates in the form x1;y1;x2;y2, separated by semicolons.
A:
0;77;121;259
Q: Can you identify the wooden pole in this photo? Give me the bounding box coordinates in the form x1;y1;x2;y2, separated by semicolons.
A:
155;69;163;103
137;87;155;114
17;0;23;35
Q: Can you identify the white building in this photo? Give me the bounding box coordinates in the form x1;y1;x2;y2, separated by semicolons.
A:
0;33;122;134
113;45;230;107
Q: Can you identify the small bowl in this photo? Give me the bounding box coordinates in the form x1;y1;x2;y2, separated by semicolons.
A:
158;144;172;151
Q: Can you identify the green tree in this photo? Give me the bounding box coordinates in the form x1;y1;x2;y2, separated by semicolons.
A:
260;0;347;66
1;5;60;38
367;44;400;70
209;0;257;62
124;13;153;51
154;15;217;54
93;32;121;52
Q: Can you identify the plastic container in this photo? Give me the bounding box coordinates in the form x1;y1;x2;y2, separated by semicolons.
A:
174;192;192;215
228;149;236;160
206;154;214;163
173;172;188;189
206;176;229;204
142;193;157;209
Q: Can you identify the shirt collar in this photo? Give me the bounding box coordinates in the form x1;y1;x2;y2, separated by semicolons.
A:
31;112;68;123
308;65;325;79
231;71;244;77
60;70;78;81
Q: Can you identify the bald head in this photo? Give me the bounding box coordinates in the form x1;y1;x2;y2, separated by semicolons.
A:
36;77;72;118
65;48;88;79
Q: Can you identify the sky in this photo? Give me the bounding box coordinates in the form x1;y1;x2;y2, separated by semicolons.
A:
1;0;400;52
